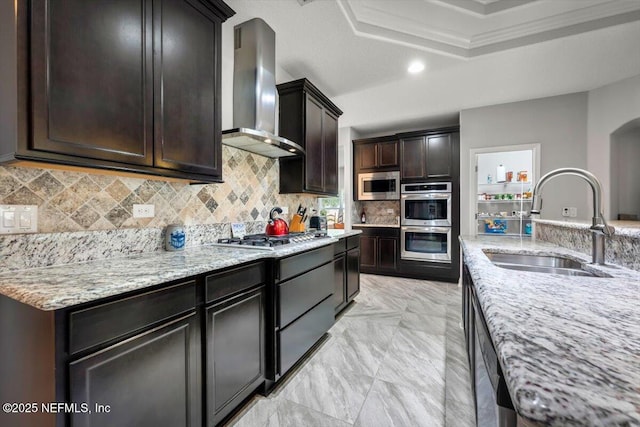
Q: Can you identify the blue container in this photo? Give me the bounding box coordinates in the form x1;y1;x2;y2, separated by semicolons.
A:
524;223;532;235
165;224;186;251
484;219;507;234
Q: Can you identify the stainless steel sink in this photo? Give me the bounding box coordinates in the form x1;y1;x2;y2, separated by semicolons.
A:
483;251;610;277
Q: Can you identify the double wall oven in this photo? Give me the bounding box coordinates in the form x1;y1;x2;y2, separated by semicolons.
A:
400;182;452;263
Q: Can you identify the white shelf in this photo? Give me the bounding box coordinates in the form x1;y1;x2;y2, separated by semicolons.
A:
478;181;531;186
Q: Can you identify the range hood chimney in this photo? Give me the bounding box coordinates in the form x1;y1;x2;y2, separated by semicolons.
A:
222;18;304;158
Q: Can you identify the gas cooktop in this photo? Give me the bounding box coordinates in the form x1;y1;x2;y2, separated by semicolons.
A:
216;232;329;250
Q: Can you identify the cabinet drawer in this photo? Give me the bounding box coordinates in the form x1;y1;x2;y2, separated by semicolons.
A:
278;296;334;375
346;235;360;251
206;262;266;303
279;261;333;328
278;245;333;282
333;239;347;256
69;281;196;355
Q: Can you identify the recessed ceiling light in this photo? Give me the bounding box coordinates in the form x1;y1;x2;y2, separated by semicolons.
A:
408;61;425;74
288;148;296;153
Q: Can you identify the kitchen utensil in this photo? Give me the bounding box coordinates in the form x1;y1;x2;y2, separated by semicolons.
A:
289;214;305;232
266;207;289;236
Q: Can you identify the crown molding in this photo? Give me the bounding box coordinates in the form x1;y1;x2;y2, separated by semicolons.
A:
337;0;640;58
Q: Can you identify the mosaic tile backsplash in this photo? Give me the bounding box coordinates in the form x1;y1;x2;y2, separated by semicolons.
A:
0;146;315;233
352;200;400;225
0;146;317;269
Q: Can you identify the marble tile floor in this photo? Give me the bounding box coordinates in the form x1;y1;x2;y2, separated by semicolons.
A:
225;274;475;427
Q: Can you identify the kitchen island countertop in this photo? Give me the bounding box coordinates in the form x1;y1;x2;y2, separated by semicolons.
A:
460;235;640;426
0;229;362;311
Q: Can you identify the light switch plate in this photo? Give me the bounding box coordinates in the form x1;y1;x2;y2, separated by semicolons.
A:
0;205;38;234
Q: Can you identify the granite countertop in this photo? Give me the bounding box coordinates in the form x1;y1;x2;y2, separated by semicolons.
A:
534;218;640;238
0;229;362;311
352;223;400;228
460;235;640;426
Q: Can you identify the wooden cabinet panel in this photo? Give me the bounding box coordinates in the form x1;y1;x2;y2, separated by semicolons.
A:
31;0;154;166
278;297;333;375
70;313;201;427
304;95;324;192
400;136;426;180
356;143;377;170
399;129;458;182
378;237;398;271
355;227;400;274
323;110;339;194
353;139;398;172
277;78;342;195
69;281;196;355
346;248;360;299
359;235;378;269
207;286;265;425
154;0;222;177
426;134;452;178
4;0;233;182
378;141;398;168
333;256;347;313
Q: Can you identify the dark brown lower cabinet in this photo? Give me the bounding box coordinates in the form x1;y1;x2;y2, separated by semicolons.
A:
346;248;360;299
207;286;265;426
69;313;201;427
354;227;399;275
333;235;361;315
333;255;347;313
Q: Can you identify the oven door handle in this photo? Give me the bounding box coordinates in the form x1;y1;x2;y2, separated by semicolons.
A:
401;226;451;234
401;193;450;200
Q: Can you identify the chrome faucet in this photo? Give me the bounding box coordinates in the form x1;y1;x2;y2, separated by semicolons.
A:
530;168;614;265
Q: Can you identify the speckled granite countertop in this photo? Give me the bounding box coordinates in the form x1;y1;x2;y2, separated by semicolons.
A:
534;219;640;238
352;223;400;228
0;230;361;311
460;235;640;426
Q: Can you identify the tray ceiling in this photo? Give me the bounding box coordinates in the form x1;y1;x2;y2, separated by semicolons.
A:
337;0;640;57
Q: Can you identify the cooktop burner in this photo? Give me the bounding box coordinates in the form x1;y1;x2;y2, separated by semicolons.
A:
217;232;328;249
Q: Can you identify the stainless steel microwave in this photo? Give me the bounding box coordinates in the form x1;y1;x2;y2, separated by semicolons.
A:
357;171;400;200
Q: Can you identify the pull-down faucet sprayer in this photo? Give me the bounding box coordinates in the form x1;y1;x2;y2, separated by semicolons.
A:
530;168;614;265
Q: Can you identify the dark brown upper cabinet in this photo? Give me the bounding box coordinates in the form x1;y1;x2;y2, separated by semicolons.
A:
353;137;399;172
0;0;234;183
399;127;459;182
277;78;343;196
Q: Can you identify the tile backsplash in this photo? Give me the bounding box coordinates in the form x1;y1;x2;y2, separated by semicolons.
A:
0;146;317;270
352;201;400;225
0;146;316;233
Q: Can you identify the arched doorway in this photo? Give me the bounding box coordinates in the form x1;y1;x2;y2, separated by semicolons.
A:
610;118;640;221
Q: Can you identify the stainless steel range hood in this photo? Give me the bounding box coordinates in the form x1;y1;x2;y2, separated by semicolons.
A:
222;18;304;158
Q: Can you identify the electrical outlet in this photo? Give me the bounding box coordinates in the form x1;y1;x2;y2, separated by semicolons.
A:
133;204;155;218
562;207;577;218
280;206;289;214
386;209;395;214
0;205;38;234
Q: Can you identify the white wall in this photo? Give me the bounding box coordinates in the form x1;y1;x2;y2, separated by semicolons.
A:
339;126;361;230
460;93;589;235
587;74;640;219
